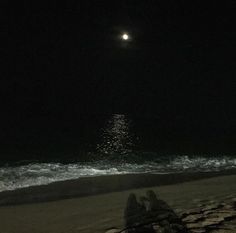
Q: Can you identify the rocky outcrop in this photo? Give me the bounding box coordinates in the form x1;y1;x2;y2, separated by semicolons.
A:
105;192;236;233
180;197;236;233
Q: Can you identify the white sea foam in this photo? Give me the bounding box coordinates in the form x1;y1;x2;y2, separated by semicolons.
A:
0;156;236;192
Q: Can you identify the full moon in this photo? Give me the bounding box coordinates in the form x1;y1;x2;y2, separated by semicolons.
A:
122;33;129;40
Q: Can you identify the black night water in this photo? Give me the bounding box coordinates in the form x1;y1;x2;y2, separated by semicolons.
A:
1;114;236;192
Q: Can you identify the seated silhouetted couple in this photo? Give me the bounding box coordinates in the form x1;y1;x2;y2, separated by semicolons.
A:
124;190;189;233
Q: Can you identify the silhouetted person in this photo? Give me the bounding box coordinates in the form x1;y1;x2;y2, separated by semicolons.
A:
146;190;172;212
124;193;155;233
146;190;189;233
124;191;189;233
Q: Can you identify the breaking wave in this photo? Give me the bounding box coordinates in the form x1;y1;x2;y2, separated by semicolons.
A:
0;155;236;192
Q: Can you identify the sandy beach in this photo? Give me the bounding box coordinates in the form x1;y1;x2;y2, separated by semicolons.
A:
0;171;235;233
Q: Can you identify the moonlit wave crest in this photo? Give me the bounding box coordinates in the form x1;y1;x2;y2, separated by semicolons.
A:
0;155;236;192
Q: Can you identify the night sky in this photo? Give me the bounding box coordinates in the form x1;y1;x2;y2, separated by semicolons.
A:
3;1;236;160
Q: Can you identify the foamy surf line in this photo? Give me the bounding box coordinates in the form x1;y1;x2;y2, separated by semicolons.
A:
0;156;236;192
1;170;236;206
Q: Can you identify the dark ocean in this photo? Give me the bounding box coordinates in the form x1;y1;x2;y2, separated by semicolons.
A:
1;114;236;192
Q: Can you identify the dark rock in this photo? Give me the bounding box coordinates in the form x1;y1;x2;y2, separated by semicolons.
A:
201;217;224;227
186;222;203;229
146;190;173;212
201;203;222;212
232;198;236;210
181;208;203;218
182;214;204;223
105;229;121;233
190;229;206;233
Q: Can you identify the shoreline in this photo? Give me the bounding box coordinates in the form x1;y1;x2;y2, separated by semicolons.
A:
1;169;236;206
0;174;235;233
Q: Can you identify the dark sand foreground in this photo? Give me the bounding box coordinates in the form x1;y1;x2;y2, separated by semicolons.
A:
0;171;235;233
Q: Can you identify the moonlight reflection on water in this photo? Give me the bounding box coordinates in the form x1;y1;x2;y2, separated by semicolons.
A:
96;114;133;156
